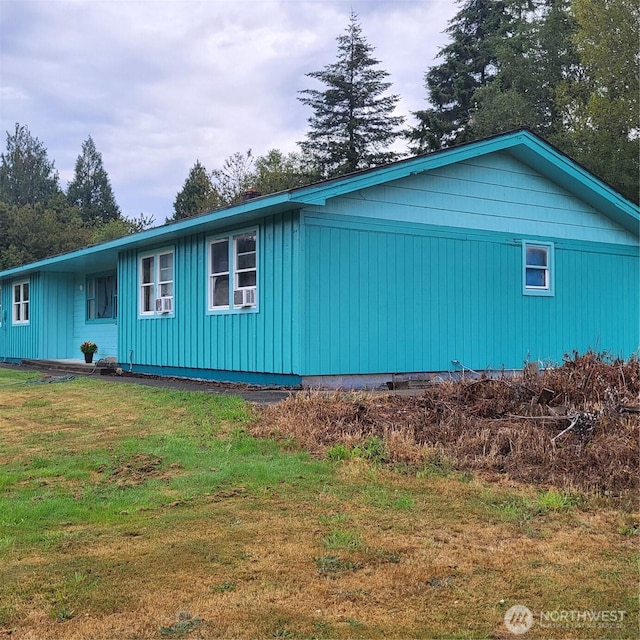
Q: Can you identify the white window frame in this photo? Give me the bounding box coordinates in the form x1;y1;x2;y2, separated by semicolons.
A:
523;241;554;297
139;248;174;317
207;229;258;312
209;238;230;310
12;280;30;325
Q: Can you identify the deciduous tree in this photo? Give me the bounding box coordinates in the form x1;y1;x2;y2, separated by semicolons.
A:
0;196;90;269
253;149;317;195
560;0;639;200
210;150;255;206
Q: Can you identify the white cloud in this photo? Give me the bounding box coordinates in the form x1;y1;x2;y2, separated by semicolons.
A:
0;0;455;222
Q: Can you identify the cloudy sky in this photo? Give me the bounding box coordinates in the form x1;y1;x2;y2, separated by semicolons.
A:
0;0;457;224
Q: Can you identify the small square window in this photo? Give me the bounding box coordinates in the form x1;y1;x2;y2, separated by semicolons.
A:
523;242;554;296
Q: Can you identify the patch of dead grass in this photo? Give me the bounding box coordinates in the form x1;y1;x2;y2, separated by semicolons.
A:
2;481;637;638
0;364;637;639
255;352;640;498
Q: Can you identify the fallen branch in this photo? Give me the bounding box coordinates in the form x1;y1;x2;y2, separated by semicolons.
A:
503;414;567;421
551;416;579;443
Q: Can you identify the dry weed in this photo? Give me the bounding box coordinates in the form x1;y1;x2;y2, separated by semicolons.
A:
255;352;640;496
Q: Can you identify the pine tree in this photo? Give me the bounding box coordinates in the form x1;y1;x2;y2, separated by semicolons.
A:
298;11;404;178
0;123;61;206
470;1;579;141
172;160;218;221
67;136;121;224
408;0;514;152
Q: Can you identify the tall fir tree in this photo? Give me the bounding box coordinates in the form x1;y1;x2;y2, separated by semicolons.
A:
0;123;61;206
67;136;121;224
408;0;513;153
470;0;579;141
171;160;218;221
298;11;404;178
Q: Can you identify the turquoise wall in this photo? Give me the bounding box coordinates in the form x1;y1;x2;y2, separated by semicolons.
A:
117;211;300;375
0;148;636;383
300;213;638;375
0;272;74;360
72;274;118;359
39;273;75;358
320;152;636;246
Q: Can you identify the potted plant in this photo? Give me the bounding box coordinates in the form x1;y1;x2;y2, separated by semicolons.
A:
80;341;98;364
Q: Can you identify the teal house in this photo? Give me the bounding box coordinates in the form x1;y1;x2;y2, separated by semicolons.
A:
0;130;638;388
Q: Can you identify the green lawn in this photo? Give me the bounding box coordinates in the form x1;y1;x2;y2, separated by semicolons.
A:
0;368;637;639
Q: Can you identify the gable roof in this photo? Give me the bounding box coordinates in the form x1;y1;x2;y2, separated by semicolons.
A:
1;129;637;279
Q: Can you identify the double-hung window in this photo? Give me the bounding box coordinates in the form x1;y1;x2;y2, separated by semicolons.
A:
139;249;174;316
87;273;117;321
523;241;554;296
210;238;230;309
13;280;29;324
208;230;257;311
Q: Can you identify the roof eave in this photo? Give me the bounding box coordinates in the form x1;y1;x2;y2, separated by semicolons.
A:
288;130;639;236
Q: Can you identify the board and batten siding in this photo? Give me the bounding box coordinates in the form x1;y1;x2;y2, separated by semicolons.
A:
117;211;300;376
71;274;118;359
300;220;638;376
0;272;74;360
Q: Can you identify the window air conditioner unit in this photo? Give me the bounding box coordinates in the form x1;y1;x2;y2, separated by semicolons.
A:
155;296;173;314
234;287;256;307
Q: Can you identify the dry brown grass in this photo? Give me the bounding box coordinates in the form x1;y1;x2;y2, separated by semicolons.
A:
255;352;640;498
4;473;638;639
1;363;638;639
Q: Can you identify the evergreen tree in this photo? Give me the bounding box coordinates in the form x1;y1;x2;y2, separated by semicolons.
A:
298;11;404;178
470;1;579;141
67;136;121;224
172;160;218;221
0;196;91;270
0;123;61;206
408;0;513;152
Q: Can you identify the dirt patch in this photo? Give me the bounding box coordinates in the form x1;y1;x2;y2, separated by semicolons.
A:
255;351;640;497
100;454;177;487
